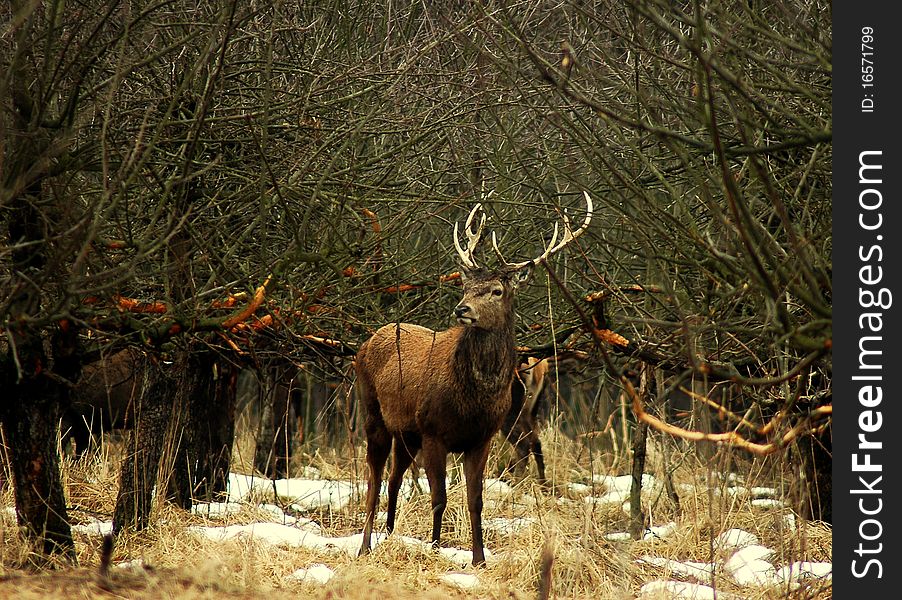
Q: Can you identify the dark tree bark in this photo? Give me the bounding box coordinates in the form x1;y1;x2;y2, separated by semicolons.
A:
113;356;175;534
1;347;75;561
194;360;238;502
254;364;295;478
629;368;652;540
628;421;649;540
795;422;832;524
205;360;238;498
166;351;209;509
1;182;76;562
167;352;237;504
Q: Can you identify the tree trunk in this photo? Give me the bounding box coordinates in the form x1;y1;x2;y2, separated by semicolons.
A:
629;367;652;540
168;353;238;504
1;355;75;560
113;356;174;534
205;360;238;498
166;351;207;509
628;421;649;540
254;365;293;478
1;183;76;562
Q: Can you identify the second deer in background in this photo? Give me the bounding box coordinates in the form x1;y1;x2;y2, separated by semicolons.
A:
500;356;550;485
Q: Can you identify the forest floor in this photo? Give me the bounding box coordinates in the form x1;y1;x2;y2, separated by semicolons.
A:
0;426;832;599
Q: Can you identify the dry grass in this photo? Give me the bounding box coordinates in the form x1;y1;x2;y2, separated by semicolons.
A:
0;425;832;599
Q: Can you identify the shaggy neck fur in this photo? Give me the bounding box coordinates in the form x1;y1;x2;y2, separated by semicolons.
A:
451;317;517;407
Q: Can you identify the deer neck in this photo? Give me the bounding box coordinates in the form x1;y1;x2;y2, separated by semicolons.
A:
453;323;517;403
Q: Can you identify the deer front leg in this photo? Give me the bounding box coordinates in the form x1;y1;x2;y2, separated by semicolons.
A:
463;439;492;566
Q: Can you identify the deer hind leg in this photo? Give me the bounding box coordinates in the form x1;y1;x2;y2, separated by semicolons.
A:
386;432;420;533
508;415;546;486
358;420;391;557
463;439;492;566
528;427;547;486
501;416;531;479
516;413;547;485
420;437;448;550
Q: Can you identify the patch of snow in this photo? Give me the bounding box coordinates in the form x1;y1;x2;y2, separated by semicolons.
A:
300;466;322;479
226;472;263;502
750;498;784;509
593;473;660;493
728;559;778;587
190;522;376;557
724;545;780;587
586;474;662;507
190;522;492;567
605;522;678;543
585;493;627;507
287;563;335;584
776;561;832;588
638;556;714;579
725;486;750;498
272;479;357;510
437;546;494;568
256;503;301;525
715;528;759;549
483;478;515;498
647;522;679;539
226;473;356;510
567;482;591;495
725;473;744;484
115;559;147;571
726;544;773;566
71;519;113;536
783;512;798;530
441;572;480;589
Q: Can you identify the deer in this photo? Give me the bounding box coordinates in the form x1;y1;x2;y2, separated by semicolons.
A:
60;348;142;456
355;193;592;566
500;356;550;484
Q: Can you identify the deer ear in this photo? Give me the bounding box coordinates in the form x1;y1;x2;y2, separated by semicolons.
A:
512;265;533;288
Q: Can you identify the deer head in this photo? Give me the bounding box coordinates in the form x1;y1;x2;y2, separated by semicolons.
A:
450;192;594;329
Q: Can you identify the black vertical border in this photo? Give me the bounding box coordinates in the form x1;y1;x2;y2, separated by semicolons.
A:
833;3;902;596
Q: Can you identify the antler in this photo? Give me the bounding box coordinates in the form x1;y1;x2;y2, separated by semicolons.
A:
453;203;487;270
492;191;593;271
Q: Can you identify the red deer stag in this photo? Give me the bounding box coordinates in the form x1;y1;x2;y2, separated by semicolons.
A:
356;194;592;566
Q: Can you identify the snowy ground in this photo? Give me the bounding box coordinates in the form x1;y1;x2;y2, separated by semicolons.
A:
63;470;831;597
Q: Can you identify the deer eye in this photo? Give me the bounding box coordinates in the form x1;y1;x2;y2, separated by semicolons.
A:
491;288;503;297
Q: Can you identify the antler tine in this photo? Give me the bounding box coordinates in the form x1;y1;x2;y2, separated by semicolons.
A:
494;191;594;272
453;203;486;270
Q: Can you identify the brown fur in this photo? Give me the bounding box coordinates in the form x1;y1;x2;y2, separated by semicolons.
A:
357;269;523;566
357;195;591;566
500;357;549;484
61;348;142;456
